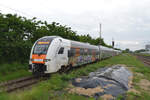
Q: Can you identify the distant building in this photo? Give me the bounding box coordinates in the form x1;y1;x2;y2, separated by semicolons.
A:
145;45;150;51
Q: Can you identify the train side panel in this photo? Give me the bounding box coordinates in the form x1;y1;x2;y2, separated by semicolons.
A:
68;41;99;67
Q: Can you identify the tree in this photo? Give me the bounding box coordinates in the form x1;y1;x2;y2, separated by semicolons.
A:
0;13;116;63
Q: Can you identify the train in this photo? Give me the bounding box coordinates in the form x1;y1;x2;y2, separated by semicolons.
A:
29;36;121;75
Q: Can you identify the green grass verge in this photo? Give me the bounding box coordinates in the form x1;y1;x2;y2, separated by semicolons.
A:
0;70;31;82
0;62;31;82
0;53;150;100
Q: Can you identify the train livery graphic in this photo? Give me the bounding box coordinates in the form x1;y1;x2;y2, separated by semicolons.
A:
29;36;121;74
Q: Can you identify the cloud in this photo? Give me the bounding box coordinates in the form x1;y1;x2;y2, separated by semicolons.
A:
114;40;144;51
0;0;150;50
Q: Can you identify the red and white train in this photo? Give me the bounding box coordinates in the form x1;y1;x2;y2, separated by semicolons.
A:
29;36;121;74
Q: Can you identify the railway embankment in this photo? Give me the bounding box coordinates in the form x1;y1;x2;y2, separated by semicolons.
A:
136;54;150;67
0;53;150;100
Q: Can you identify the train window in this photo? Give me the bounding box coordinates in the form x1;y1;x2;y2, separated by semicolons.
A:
96;50;99;55
84;49;88;55
88;49;92;55
80;48;84;55
33;37;54;54
33;44;49;54
58;47;64;54
68;50;71;57
69;48;76;57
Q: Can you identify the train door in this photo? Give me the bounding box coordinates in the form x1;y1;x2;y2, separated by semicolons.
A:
56;46;68;68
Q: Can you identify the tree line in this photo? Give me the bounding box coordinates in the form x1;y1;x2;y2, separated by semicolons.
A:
0;13;113;63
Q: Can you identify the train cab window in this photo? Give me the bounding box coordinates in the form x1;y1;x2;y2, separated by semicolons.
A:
58;47;64;54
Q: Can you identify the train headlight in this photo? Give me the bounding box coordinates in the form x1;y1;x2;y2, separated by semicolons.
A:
30;59;43;62
43;59;51;62
34;59;43;62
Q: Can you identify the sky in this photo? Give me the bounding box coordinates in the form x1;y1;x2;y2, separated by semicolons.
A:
0;0;150;51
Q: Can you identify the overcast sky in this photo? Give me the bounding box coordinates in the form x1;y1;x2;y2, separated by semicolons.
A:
0;0;150;51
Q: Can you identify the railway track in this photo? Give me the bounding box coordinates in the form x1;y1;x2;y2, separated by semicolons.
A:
0;75;48;92
136;55;150;66
0;56;117;93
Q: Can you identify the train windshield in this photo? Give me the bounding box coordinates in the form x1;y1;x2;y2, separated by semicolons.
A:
33;36;58;54
33;41;50;54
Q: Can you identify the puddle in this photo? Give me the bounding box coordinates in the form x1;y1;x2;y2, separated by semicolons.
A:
69;65;133;100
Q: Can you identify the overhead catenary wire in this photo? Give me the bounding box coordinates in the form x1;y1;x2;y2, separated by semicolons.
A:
0;3;42;21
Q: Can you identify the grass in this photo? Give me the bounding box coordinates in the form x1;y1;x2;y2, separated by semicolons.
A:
0;53;150;100
0;62;26;74
0;70;31;82
0;62;31;82
127;91;150;100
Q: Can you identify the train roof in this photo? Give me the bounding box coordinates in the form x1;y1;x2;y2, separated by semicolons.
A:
70;40;99;50
38;36;121;51
41;36;60;39
100;46;113;51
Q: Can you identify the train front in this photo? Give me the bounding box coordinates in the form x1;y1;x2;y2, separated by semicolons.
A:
29;36;57;75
